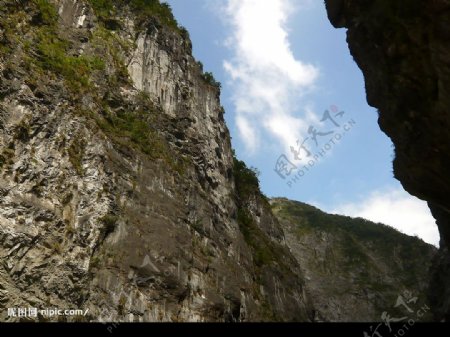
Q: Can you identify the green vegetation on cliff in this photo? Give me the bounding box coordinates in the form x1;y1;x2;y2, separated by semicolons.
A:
273;198;433;269
0;0;188;175
233;155;270;266
233;154;260;200
233;156;290;268
271;198;436;320
88;0;180;31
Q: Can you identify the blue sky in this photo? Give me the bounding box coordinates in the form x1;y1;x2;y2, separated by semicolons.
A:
166;0;439;246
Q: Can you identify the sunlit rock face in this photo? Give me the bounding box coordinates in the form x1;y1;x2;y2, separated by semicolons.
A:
324;0;450;320
0;0;314;322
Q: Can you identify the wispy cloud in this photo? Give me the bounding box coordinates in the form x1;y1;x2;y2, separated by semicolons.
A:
329;188;440;247
222;0;318;153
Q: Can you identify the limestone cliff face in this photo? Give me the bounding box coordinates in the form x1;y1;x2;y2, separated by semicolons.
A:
324;0;450;320
0;0;313;322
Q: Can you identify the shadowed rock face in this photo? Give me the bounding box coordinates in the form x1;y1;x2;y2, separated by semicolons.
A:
324;0;450;320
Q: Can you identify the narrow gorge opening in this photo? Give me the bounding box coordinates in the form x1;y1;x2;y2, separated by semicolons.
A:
0;0;448;325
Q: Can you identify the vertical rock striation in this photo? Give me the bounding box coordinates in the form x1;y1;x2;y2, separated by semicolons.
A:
0;0;313;321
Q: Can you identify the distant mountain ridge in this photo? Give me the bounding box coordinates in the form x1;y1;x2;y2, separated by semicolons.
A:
271;198;436;321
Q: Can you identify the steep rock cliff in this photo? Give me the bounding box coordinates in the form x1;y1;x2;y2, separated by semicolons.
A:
0;0;313;322
324;0;450;320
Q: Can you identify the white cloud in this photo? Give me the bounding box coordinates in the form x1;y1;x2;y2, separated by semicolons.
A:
329;188;440;247
236;115;259;152
222;0;319;153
